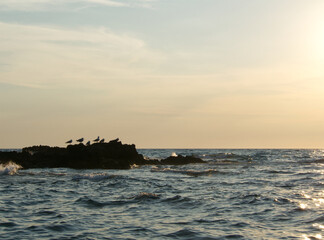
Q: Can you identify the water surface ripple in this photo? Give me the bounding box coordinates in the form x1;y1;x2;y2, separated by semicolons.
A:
1;149;324;239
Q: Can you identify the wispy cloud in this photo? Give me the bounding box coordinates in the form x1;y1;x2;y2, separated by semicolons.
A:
83;0;127;7
0;22;163;89
0;0;155;11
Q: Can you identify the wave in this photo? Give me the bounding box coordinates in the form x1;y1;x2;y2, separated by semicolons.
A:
162;195;193;204
0;162;22;175
0;222;18;227
262;169;295;174
164;229;199;238
151;166;219;176
76;193;160;209
75;196;110;208
306;215;324;224
204;152;252;161
130;164;140;169
230;193;275;206
273;197;294;205
72;173;115;181
171;152;178;157
130;192;160;201
301;158;324;164
75;196;131;208
45;223;74;232
164;228;233;239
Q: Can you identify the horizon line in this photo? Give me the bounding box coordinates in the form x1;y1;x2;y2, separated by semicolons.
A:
0;146;323;150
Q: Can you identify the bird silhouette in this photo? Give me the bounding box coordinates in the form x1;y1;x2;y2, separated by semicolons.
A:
109;138;119;143
66;139;72;144
86;141;91;146
76;138;84;143
99;138;105;143
93;136;100;142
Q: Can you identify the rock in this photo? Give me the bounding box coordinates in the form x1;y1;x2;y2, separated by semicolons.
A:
159;155;206;165
0;140;205;169
0;151;22;164
140;155;206;165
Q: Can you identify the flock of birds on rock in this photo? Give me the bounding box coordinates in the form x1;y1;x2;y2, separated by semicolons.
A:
65;136;111;146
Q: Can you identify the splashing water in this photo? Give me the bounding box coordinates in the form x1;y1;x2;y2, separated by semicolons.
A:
171;152;178;157
0;162;22;175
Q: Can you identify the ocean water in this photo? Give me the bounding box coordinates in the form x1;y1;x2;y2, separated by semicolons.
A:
1;149;324;240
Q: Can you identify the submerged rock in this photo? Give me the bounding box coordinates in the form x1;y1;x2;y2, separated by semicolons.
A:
0;140;205;169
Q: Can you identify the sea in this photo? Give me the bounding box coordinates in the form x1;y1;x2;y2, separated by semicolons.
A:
1;149;324;240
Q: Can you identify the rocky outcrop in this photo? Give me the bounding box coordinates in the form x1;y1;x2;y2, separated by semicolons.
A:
0;140;206;169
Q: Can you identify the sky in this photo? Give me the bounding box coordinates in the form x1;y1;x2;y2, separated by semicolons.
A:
0;0;324;148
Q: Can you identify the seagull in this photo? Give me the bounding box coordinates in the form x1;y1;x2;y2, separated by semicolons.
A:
93;136;100;142
99;138;105;143
65;139;72;144
86;141;91;146
76;138;84;143
109;138;119;143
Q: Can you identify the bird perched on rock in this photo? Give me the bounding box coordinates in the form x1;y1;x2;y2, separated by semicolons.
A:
76;138;84;143
109;138;119;143
93;136;100;142
66;139;72;144
86;141;91;146
99;138;105;143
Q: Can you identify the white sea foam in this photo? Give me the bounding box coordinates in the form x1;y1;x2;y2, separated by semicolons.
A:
171;152;178;157
131;164;139;169
0;162;22;175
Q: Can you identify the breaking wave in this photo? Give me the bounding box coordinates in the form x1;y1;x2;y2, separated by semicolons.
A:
0;162;22;175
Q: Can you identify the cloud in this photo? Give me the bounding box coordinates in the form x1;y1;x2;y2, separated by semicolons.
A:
83;0;127;7
0;22;222;120
0;0;155;11
0;22;163;89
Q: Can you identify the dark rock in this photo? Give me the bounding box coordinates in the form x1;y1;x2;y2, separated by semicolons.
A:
160;155;206;165
0;151;22;164
0;140;205;169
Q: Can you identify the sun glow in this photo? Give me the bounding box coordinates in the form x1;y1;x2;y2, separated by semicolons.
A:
314;21;324;61
312;9;324;61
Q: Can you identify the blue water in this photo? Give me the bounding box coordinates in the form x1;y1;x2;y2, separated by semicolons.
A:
1;149;324;239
